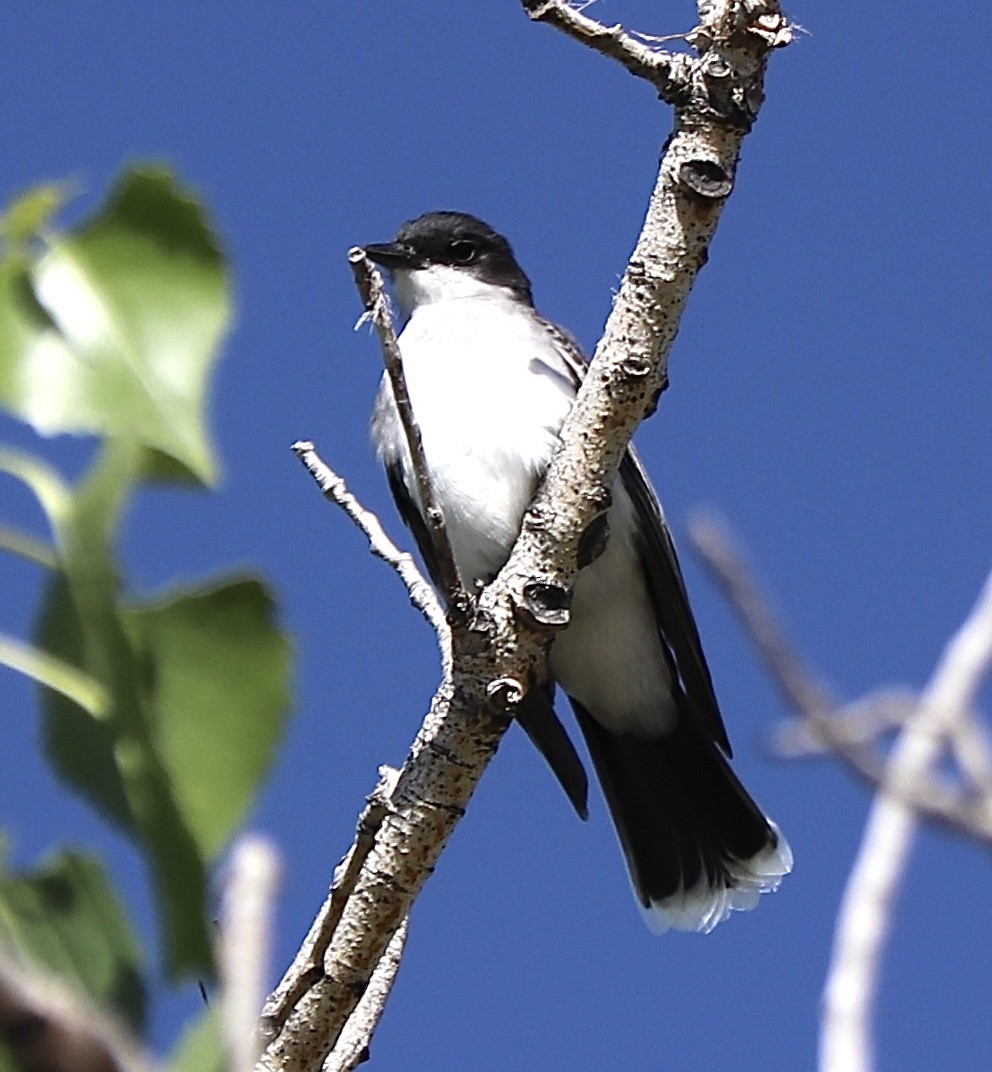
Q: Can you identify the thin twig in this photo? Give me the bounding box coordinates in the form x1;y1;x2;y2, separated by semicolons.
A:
690;516;992;843
259;768;401;1044
291;442;450;669
220;836;281;1072
821;569;992;1072
347;250;469;620
949;708;992;793
772;690;918;756
689;514;836;717
522;0;689;95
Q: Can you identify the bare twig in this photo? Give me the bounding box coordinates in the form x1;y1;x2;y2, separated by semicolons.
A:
347;250;469;620
260;768;400;1044
292;442;450;666
949;707;992;793
0;956;155;1072
772;690;918;756
323;919;408;1072
220;836;282;1072
523;0;792;100
522;0;690;95
821;569;992;1072
689;514;835;717
690;516;992;844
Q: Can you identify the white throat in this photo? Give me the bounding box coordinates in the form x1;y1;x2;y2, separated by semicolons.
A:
393;264;516;320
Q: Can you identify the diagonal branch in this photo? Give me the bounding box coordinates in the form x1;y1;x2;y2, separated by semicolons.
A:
323;918;408;1072
689;513;835;718
690;515;992;844
259;767;402;1054
821;569;992;1072
260;5;792;1070
291;442;450;661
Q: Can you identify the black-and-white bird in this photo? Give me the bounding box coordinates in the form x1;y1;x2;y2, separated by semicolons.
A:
366;211;791;933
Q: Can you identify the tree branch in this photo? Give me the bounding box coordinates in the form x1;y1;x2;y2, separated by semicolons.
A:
323;919;408;1072
260;4;791;1069
522;0;692;97
821;569;992;1072
219;836;281;1072
690;515;992;844
688;514;992;1072
291;443;450;663
259;768;401;1054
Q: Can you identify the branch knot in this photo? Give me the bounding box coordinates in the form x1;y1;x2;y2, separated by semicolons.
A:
519;579;572;629
677;159;734;201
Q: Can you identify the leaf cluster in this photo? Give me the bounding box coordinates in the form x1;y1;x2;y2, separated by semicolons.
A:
0;168;293;1069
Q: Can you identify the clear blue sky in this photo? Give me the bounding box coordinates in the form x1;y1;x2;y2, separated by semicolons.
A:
3;2;991;1069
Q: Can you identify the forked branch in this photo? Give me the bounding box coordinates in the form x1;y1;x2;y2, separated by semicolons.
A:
259;3;792;1069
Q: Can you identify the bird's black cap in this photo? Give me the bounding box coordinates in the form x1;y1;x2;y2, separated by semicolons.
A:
364;211;533;306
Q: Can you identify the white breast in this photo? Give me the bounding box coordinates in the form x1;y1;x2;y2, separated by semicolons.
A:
376;279;674;736
383;289;574;583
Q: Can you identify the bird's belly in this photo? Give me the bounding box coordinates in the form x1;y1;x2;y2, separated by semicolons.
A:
408;355;571;583
430;444;541;584
550;501;676;739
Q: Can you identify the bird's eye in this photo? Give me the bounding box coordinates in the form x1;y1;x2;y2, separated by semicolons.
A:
447;239;477;264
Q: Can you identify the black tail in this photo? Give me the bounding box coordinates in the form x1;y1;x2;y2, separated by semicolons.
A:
571;700;791;933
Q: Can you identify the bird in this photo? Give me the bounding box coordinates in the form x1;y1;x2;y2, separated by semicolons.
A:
365;210;791;933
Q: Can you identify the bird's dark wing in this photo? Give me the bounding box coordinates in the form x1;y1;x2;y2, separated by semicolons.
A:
538;317;731;754
384;460;442;590
382;457;589;819
514;686;589;820
619;450;732;755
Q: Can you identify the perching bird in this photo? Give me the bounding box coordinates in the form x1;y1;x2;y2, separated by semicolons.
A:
366;211;791;933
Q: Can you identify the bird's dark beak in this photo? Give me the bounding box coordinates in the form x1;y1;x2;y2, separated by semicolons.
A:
363;241;425;271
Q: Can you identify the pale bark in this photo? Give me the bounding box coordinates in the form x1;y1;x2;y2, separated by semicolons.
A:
689;515;992;1072
257;3;793;1070
219;836;281;1072
821;571;992;1072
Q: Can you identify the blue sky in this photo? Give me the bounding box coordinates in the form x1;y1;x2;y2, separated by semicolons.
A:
2;2;991;1069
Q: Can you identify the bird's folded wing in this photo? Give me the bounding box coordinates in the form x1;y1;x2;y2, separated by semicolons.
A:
619;449;732;756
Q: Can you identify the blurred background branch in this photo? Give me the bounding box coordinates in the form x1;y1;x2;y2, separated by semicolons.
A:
690;514;992;1072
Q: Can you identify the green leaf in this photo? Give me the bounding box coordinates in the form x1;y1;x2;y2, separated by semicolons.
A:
36;583;132;835
37;568;292;977
36;436;215;977
0;166;231;485
168;1005;225;1072
35;439;142;836
36;570;214;979
0;850;146;1032
123;577;293;859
